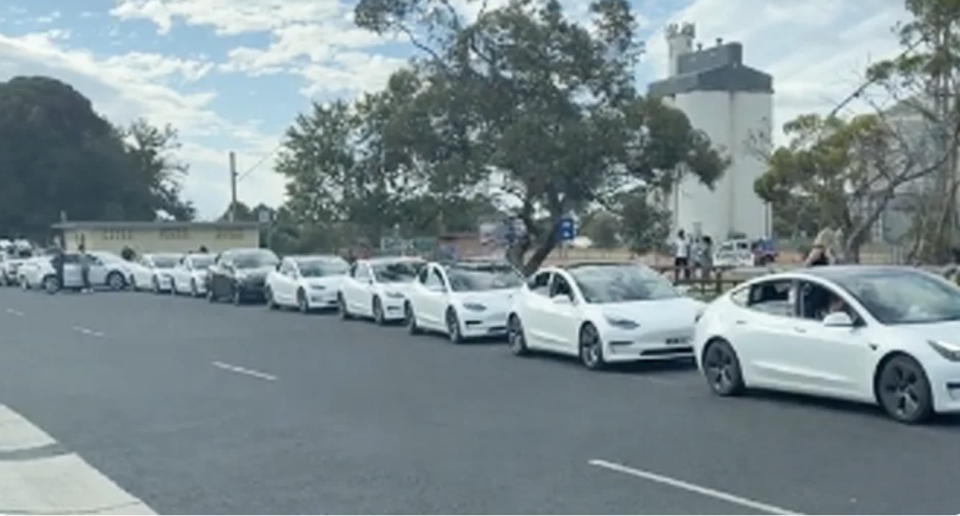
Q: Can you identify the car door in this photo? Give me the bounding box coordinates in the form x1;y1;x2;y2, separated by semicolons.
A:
211;255;230;297
725;278;804;388
340;261;362;310
282;260;301;304
62;253;82;287
782;279;875;400
418;265;448;329
540;272;581;352
516;271;555;348
346;263;371;315
88;255;108;285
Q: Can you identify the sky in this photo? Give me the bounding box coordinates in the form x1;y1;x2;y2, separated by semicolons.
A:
0;0;909;220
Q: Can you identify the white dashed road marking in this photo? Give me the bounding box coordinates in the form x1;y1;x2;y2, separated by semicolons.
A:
5;308;23;316
588;459;802;515
212;361;277;381
0;403;156;514
72;326;105;337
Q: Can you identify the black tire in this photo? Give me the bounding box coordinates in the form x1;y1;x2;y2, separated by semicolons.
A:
42;275;59;294
702;339;745;396
507;315;529;356
579;323;605;370
446;308;464;344
107;271;125;291
297;288;311;313
265;286;278;310
232;284;243;305
876;354;934;424
405;302;421;334
338;294;352;320
373;296;386;326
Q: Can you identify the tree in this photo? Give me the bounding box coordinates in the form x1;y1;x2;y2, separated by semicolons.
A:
615;187;671;255
351;0;727;274
753;113;945;262
124;119;196;221
580;210;620;249
865;0;960;262
0;76;195;240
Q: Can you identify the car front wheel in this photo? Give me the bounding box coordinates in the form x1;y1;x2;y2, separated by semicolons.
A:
876;354;933;424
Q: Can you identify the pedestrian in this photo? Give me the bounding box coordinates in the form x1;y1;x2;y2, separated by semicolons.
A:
51;243;65;294
78;244;93;293
672;230;691;282
699;235;714;280
198;245;208;253
804;229;834;267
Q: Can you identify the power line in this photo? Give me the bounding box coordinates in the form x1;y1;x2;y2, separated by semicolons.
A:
237;142;283;183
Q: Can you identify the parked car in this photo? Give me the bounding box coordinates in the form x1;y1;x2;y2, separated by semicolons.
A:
265;255;350;313
87;251;131;291
337;256;425;324
206;248;280;304
404;259;524;342
24;252;127;292
694;265;960;424
129;253;183;293
170;253;215;297
507;262;704;369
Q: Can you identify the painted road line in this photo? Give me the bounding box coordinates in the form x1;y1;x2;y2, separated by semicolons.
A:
0;404;156;515
72;326;104;337
588;458;802;515
4;308;23;316
212;361;278;381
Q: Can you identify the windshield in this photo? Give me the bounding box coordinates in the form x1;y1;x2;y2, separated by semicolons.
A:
571;265;679;303
297;258;349;277
151;255;180;269
373;260;423;283
189;256;214;270
446;263;523;292
234;251;279;269
833;270;960;325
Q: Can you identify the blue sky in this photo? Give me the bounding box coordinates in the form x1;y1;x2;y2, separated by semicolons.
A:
0;0;907;219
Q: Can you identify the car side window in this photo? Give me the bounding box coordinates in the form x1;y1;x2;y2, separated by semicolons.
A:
425;267;445;289
549;274;574;300
527;271;551;295
797;280;860;322
745;279;795;317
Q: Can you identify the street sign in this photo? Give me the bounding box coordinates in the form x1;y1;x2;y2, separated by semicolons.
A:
558;216;576;242
257;210;271;224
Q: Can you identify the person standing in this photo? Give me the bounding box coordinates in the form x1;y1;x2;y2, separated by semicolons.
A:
699;235;714;280
804;229;834;267
672;230;691;282
78;244;93;293
50;243;65;294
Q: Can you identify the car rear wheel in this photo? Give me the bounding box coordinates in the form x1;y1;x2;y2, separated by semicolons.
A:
702;339;745;396
876;354;933;424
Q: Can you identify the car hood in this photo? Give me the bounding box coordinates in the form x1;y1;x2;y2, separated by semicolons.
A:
377;281;416;296
458;289;518;311
599;297;704;328
892;320;960;345
303;275;345;289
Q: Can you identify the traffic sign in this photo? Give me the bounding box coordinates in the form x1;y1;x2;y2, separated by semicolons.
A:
558;216;576;242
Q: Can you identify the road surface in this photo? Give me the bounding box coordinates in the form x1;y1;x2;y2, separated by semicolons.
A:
0;288;958;514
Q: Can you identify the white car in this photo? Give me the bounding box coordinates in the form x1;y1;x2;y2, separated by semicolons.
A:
86;251;131;290
21;252;127;292
17;255;52;290
170;253;215;297
694;265;960;424
508;262;705;369
338;257;425;324
265;255;350;312
404;259;523;342
129;253;183;293
2;250;35;286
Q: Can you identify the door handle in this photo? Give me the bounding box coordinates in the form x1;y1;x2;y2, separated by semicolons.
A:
793;327;807;333
735;320;746;325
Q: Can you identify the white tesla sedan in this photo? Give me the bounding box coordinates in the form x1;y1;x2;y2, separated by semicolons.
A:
265;255;350;312
508;262;704;369
169;253;215;297
405;259;523;342
694;266;960;424
338;257;425;324
130;253;183;293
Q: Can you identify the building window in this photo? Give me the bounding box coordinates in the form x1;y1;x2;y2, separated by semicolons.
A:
102;229;133;240
215;229;244;240
160;227;189;240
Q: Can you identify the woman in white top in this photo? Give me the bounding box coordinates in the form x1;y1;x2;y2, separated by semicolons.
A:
673;230;691;281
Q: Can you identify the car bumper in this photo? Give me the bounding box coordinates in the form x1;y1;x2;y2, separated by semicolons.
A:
157;276;174;290
460;311;508;337
380;298;407;320
238;282;266;299
603;328;695;363
927;361;960;413
306;290;339;309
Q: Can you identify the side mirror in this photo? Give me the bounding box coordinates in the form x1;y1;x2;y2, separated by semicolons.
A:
551;295;573;305
823;312;854;327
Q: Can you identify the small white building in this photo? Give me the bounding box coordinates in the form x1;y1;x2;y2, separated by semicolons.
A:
648;23;774;240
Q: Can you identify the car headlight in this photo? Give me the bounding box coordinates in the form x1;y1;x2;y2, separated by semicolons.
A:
462;302;486;311
928;340;960;361
384;291;404;299
605;317;639;330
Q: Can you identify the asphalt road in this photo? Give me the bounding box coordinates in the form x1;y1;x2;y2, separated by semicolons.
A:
1;288;958;515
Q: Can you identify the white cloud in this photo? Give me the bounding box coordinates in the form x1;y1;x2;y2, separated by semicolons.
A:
643;0;909;142
110;0;344;35
0;29;284;218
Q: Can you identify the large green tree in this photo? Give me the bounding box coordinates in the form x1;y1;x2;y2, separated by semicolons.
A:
0;76;194;240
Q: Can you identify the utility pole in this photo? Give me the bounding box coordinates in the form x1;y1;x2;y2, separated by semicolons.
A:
229;151;238;222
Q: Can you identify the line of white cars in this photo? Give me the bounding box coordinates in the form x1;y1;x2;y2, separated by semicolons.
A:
11;247;960;424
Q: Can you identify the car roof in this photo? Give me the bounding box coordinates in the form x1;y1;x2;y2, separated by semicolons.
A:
435;259;512;268
286;254;343;260
362;256;423;264
747;265;927;285
559;261;640;270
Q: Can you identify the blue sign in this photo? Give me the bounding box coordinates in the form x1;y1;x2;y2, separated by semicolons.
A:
558;216;576;242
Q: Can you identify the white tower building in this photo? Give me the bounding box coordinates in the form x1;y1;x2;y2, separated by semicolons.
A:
649;23;773;240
